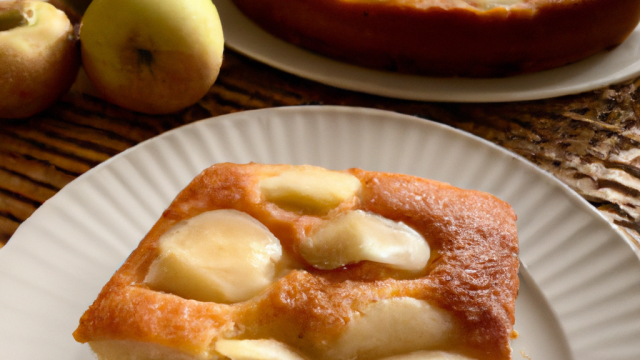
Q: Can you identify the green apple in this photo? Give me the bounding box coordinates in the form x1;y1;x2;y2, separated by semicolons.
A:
79;0;224;114
0;0;80;119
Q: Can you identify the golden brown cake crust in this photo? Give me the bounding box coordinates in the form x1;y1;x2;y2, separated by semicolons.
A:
230;0;640;77
73;163;519;360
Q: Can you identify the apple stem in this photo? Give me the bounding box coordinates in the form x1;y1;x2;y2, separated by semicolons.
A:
137;48;154;70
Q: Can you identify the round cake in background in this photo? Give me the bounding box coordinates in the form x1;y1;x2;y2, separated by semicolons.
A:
230;0;640;78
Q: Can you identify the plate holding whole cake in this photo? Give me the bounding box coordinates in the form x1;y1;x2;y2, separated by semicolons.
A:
74;163;519;360
229;0;640;77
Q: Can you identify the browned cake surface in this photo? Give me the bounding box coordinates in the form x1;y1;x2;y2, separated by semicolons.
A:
231;0;640;77
73;163;519;360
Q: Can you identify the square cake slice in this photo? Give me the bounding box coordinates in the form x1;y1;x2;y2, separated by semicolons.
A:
74;163;519;360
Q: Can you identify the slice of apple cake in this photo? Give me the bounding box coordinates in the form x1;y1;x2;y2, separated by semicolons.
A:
73;163;519;360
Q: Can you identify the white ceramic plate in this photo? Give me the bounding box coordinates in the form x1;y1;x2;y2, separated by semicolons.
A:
1;106;639;360
214;0;640;103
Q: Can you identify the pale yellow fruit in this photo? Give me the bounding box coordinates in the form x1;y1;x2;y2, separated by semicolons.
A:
260;166;361;215
215;339;307;360
0;0;79;119
79;0;224;114
145;210;283;303
327;298;458;360
302;210;430;271
378;350;477;360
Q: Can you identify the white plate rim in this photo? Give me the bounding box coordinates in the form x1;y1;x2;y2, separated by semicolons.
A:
214;0;640;103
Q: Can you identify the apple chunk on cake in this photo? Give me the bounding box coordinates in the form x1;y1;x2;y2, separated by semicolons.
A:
74;163;519;360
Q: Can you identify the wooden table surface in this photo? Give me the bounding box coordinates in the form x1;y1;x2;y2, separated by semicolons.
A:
1;48;640;250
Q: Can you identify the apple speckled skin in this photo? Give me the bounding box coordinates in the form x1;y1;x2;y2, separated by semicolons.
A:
0;1;80;119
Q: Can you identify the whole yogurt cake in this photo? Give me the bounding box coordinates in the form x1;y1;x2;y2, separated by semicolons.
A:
230;0;640;77
74;163;520;360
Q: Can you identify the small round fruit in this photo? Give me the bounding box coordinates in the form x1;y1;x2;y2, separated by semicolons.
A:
79;0;225;115
0;0;80;119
